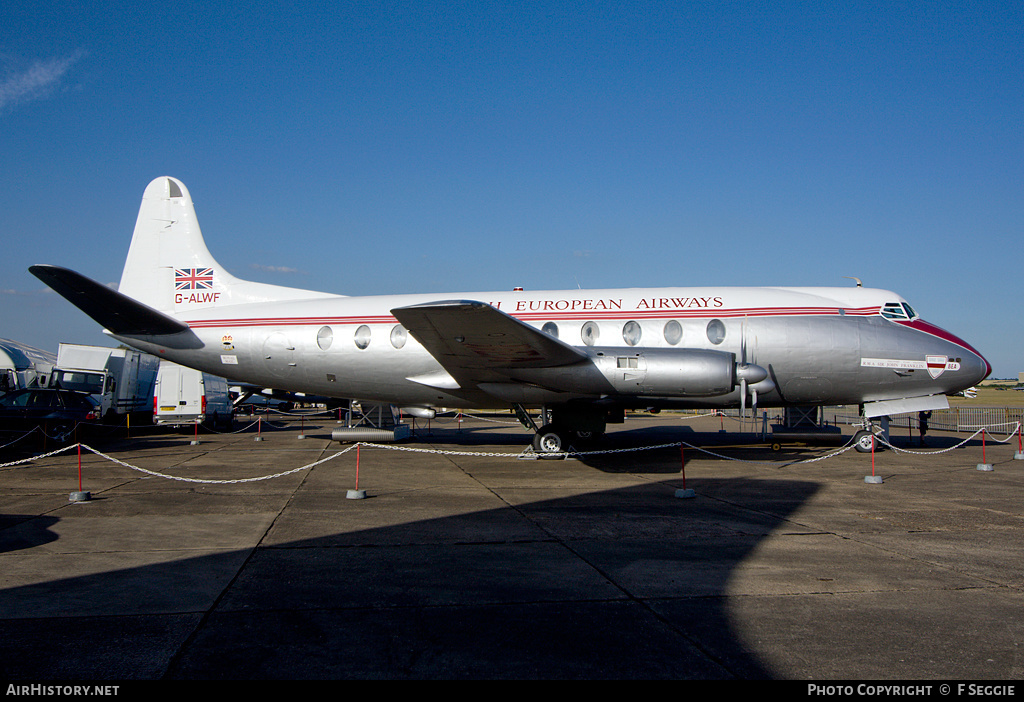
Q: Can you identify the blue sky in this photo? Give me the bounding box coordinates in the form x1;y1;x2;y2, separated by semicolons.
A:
1;2;1021;377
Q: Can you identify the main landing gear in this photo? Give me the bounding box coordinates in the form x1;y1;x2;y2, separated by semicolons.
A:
531;424;605;454
533;424;566;454
517;404;616;455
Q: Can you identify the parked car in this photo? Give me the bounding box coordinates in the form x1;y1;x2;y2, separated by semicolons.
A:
0;388;100;441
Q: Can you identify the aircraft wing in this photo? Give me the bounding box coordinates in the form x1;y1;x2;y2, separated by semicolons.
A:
391;301;589;387
29;264;190;336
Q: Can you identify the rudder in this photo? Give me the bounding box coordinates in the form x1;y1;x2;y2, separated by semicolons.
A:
118;177;239;313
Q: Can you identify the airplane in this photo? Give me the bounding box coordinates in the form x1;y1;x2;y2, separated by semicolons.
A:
30;176;990;453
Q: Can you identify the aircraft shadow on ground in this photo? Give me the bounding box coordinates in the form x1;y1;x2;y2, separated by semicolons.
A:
0;463;820;680
404;421;845;473
0;515;59;553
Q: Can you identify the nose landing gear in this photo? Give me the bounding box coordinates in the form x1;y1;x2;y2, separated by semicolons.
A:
853;415;889;453
853;429;877;453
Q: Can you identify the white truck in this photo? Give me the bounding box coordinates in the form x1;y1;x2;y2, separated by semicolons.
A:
153;361;233;429
51;344;159;420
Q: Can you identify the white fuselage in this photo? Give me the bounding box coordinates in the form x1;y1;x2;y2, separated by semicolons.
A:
114;283;990;412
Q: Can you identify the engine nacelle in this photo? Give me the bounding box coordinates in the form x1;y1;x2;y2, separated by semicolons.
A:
592;347;740;397
503;347;768;400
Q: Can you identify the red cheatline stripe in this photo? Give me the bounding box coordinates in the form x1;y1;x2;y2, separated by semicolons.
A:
182;306;881;329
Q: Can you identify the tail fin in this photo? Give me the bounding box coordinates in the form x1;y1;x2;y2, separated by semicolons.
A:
117;177;337;313
118;177;240;313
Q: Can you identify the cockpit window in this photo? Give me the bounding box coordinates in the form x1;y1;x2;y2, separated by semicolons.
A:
881;302;908;320
881;302;919;321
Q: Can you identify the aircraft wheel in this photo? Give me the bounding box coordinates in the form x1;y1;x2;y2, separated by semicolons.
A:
853;430;876;453
533;424;567;454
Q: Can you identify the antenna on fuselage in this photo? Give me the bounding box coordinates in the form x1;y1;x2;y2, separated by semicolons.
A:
844;277;863;287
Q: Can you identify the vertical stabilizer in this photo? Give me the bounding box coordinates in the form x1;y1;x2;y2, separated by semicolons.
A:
118;177;238;312
117;177;336;314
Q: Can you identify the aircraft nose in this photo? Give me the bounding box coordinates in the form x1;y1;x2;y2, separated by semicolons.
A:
911;319;990;385
943;330;991;385
963;347;992;385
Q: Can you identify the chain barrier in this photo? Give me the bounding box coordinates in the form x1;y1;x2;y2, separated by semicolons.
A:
79;442;358;483
3;419;1019;485
681;438;859;466
0;417;112;448
0;425;43;450
876;421;1021;456
192;417;262;435
0;441;80;469
0;441;357;483
260;407;338;418
357;436;862;468
460;412;522;425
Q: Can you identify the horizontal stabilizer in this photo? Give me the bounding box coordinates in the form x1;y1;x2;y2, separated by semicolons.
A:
29;264;190;336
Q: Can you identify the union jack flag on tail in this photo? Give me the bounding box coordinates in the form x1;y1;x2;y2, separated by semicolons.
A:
175;268;214;290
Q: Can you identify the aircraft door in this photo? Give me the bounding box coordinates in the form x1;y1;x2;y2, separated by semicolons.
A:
262;332;299;380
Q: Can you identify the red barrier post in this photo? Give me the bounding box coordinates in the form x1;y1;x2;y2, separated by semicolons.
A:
675;445;695;498
865;431;883;483
346;444;367;499
70;443;90;502
681;446;686;491
977;428;993;471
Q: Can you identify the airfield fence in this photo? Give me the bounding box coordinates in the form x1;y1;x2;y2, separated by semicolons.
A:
821;406;1022;432
707;406;1024;433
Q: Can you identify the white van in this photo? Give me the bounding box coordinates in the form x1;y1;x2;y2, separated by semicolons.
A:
153;361;233;429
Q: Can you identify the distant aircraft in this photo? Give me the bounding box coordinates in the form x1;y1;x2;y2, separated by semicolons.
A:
31;177;990;452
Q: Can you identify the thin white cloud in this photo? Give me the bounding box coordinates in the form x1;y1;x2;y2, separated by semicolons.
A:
0;52;83;112
1;287;45;297
251;264;302;274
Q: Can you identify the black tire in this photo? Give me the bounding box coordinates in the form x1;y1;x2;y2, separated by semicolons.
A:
533;424;567;453
853;430;876;453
